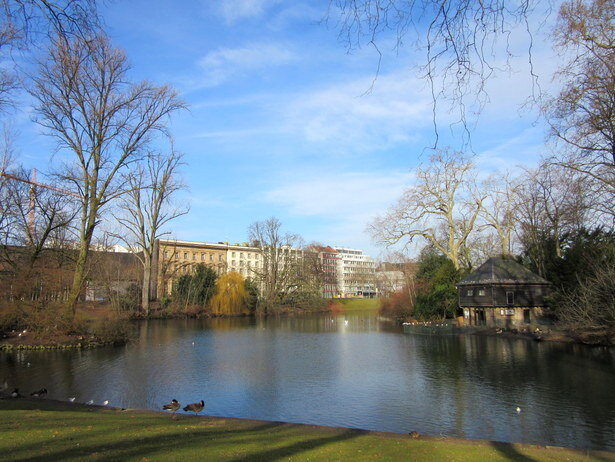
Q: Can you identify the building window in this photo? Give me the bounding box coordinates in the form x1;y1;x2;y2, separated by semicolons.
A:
183;252;188;259
192;253;196;260
232;252;235;257
466;289;473;296
210;254;213;261
201;254;205;261
164;251;168;258
507;291;514;305
478;289;485;296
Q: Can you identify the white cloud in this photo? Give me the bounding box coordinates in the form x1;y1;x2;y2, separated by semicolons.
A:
197;43;296;87
281;72;433;152
264;170;413;218
214;0;281;24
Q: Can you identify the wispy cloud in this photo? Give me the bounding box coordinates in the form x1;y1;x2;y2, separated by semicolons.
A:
197;43;297;87
281;72;433;152
264;170;413;219
214;0;281;24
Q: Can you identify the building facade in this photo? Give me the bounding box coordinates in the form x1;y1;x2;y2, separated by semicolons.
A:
457;257;551;328
308;245;341;298
226;244;263;280
333;247;376;298
155;239;229;297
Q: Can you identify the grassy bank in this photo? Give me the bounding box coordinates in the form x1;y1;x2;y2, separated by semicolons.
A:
334;298;381;311
0;398;608;462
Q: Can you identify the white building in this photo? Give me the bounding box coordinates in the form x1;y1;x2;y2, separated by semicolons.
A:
226;244;263;280
333;247;376;297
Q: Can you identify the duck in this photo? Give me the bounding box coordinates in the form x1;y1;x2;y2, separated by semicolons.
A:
183;400;204;415
163;399;181;413
10;388;21;398
30;388;47;398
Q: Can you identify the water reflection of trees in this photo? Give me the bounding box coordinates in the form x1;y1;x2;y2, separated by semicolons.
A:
2;315;613;450
409;334;615;448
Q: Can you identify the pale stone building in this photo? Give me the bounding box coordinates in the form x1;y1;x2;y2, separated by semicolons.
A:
226;244;263;280
155;239;228;297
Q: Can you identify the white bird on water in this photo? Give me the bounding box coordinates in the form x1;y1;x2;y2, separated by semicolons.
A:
87;399;94;405
516;407;522;413
68;397;76;402
102;400;109;405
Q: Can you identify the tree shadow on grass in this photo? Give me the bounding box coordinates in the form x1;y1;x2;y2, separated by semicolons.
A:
227;429;361;462
491;441;538;462
8;420;286;462
4;408;363;462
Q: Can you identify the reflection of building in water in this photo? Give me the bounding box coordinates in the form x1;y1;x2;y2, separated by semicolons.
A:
457;257;551;328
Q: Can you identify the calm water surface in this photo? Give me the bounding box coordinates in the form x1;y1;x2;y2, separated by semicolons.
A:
2;311;614;450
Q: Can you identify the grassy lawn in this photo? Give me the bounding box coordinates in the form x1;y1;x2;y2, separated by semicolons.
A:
335;298;381;311
0;399;610;462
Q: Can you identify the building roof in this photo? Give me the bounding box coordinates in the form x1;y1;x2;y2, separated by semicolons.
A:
457;257;550;286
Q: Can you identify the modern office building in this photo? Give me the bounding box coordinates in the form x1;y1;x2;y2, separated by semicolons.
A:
333;247;376;298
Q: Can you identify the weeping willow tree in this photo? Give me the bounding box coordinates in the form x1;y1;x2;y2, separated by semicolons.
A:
210;271;248;316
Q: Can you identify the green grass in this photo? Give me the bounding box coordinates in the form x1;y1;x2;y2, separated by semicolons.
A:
335;298;381;311
0;399;609;461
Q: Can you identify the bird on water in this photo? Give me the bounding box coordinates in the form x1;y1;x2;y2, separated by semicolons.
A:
163;399;181;413
30;388;47;398
183;400;204;415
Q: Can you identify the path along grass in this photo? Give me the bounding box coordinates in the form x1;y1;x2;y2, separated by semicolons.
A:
0;398;610;461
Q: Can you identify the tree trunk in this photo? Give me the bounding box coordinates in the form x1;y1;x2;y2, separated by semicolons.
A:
142;257;151;316
66;242;89;318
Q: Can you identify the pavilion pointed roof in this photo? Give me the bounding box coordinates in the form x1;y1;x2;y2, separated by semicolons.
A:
457;257;550;286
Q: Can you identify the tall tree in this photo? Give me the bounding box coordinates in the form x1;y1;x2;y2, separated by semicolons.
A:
30;33;185;317
544;0;615;188
479;172;521;256
248;217;303;313
114;149;188;315
369;149;483;270
516;163;590;277
0;0;99;111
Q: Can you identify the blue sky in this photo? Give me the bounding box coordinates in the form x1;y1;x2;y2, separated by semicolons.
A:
13;0;561;259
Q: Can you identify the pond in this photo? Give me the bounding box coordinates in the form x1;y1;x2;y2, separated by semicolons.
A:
2;311;614;450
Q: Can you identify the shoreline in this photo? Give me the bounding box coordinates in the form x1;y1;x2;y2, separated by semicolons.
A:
401;322;615;346
0;397;612;461
1;300;382;351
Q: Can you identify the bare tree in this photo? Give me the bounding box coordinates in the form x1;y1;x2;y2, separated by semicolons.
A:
113;149;188;315
0;0;99;111
248;217;303;313
369;149;483;270
29;33;186;317
515;163;590;276
479;171;521;256
329;0;544;143
557;260;615;332
543;0;615;188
